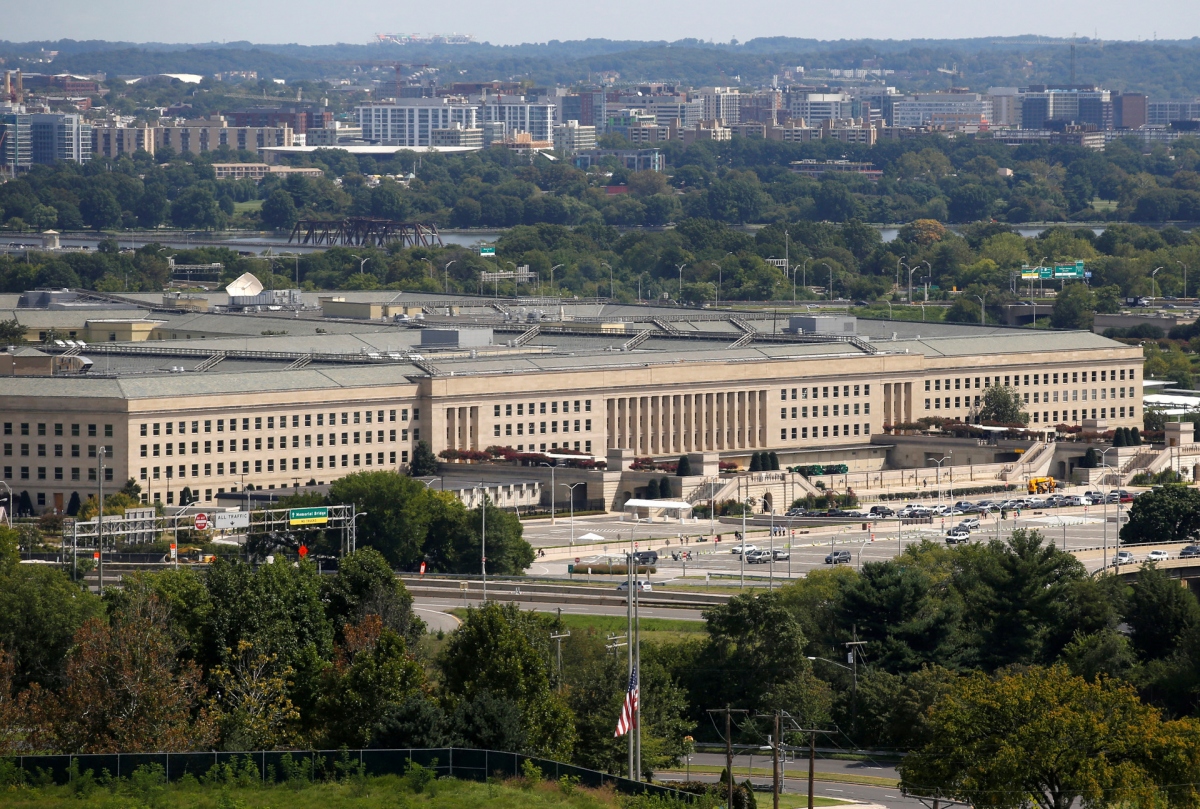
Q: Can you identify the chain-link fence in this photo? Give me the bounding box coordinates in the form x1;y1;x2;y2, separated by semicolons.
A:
2;747;692;801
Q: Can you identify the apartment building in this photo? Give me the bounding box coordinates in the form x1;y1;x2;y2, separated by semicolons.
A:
891;93;991;128
697;87;740;124
782;91;851;123
0;309;1143;513
30;113;91;164
1021;86;1112;130
155;116;294;155
479;97;557;143
92;123;156;158
430;123;484;148
552;120;597;153
357;98;478;147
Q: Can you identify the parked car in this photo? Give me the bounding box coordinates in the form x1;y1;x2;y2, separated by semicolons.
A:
730;544;758;555
825;550;852;565
772;548;791;561
869;505;896;517
959;518;981;531
1118;491;1135;503
1181;545;1200;559
1115;550;1136;565
785;508;807;517
826;508;854;517
630;550;658;565
953;501;974;510
1148;549;1170;562
745;550;772;564
616;580;653;592
945;528;971;544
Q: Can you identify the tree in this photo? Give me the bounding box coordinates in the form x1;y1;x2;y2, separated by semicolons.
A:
646;478;660;499
208;639;299;750
768;451;779;470
702;591;812;710
135;189;169;228
977;385;1029;425
900;665;1170;809
1125;563;1200;660
65;491;81;516
0;563;104;690
260;189;298;231
328;471;439;570
749;453;762;472
170;187;225;230
438;602;575;759
676;455;692;476
0;319;25;345
1051;283;1097;330
1114;427;1128;447
1121;485;1200;546
659;476;672;498
408;440;438;476
27;592;216;753
322;548;423;646
79;188;122;231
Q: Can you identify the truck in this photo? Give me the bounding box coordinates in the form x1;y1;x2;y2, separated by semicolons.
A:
1028;476;1056;494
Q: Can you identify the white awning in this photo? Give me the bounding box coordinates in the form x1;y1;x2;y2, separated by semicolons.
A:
622;499;693;510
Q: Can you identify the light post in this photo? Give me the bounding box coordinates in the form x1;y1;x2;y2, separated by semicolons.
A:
477;486;487;601
801;256;812;293
1152;266;1163;300
1037;256;1049;299
550;263;564;297
601;262;614;300
906;262;919;306
540;461;557;525
710;260;723;309
1099;446;1119;571
974;293;986;326
421;477;443;490
921;261;932;302
561;482;583;545
351;254;370;274
895;255;906;293
421;257;433;280
928;454;952;511
676;263;687;297
349;510;369;555
822;263;834;301
807;655;858;734
443;260;456;294
884;300;893;320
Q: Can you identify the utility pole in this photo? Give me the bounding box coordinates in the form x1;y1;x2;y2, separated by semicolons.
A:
845;627;867;736
550;607;570;691
808;730;816;809
707;708;749;806
773;711;781;809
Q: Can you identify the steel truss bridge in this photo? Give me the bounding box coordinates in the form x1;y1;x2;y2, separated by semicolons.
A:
288;217;443;248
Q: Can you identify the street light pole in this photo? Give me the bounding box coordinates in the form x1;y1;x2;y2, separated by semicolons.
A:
822;263;834;301
0;481;11;528
1099;446;1119;572
443;260;456;294
676;263;687;297
907;263;918;306
601;262;614;300
1152;266;1164;300
540;462;557;524
895;255;906;293
550;263;564;297
1178;261;1188;300
974;293;986;326
561;482;583;545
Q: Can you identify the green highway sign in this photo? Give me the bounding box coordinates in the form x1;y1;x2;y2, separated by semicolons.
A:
289;507;329;526
1053;260;1086;279
479;246;496;257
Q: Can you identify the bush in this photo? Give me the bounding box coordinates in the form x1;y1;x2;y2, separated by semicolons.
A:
404;759;438;793
676;455;692;476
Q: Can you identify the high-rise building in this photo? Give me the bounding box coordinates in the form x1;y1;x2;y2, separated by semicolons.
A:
357;98;478;147
891;93;990;128
553;120;597;154
479;97;557;143
1113;93;1147;129
1020;86;1112;130
986;88;1024;128
697;87;740;124
782;91;851;124
0;108;31;175
92;123;156;158
155;116;294;155
1146;100;1200;126
30;113;91;165
226;107;333;135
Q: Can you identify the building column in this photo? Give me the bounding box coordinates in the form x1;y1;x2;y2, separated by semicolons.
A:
904;382;913;423
883;383;892;426
607;398;616;449
445;407;457;451
469;406;478;450
759;389;768;447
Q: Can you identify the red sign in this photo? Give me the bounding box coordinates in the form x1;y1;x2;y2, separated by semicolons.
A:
575;557;580;564
93;552;99;560
194;513;209;531
298;544;308;558
419;561;427;575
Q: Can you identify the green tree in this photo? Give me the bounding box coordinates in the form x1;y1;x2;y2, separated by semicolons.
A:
676;455;692;476
1126;562;1200;660
1050;282;1097;330
328;471;437;570
0;563;104;690
260;189;299;231
1120;485;1200;546
170;187;225;230
79;188;122;231
900;665;1169;809
321;547;423;646
977;385;1029;425
646;478;660;499
438;602;575;759
408;440;438;476
0;319;23;345
702;591;812;710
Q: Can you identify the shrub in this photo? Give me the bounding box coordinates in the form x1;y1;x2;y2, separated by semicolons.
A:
404;759;438;794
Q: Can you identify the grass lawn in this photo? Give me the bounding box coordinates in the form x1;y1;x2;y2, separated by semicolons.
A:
234;199;264;213
0;773;641;809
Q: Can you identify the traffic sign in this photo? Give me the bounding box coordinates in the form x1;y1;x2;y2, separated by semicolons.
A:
419;561;427;575
289;507;328;526
194;513;209;531
479;246;496;257
214;512;250;530
170;543;177;559
298;544;308;558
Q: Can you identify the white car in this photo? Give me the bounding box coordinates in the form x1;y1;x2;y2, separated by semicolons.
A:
959;518;981;531
1148;549;1170;562
730;544;759;555
1115;550;1135;565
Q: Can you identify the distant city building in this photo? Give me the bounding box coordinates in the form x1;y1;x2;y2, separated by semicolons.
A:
789;159;883;181
680;120;731;145
155;116;294;154
738;90;782;124
480;97;557;143
0;108;32;174
357;98;478;147
574;148;663;172
561;91;606;127
210;163;324;180
697;87;740;124
782;91;851;123
986;88;1024;128
92;123;156;158
30;112;91;164
227;107;333;135
553;120;596;153
892;93;990;128
1146;100;1200;126
1113;93;1148;129
1020;86;1112;130
430;122;484;148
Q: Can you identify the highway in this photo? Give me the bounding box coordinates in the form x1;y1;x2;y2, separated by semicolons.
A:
411;594;706;633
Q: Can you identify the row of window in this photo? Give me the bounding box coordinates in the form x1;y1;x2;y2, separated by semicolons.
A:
138;429;420;458
138;409;419;437
4;423;112;438
496;420;590;437
513;442;591;453
927;387;1137;411
3;466;113;482
138;451;409;480
781;403;870;419
496;400;591;417
925;369;1136;392
1030;407;1135;423
4;444;114;458
780;385;870;401
780;424;871;440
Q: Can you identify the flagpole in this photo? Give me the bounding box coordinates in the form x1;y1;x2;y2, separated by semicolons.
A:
635;551;642;782
627;527;634;780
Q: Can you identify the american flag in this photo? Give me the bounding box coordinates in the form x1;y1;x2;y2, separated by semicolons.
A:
614;668;639;737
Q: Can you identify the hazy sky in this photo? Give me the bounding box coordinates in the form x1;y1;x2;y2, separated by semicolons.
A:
11;0;1198;46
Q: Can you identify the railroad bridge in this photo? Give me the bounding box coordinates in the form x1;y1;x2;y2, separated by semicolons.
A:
288;217;443;248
